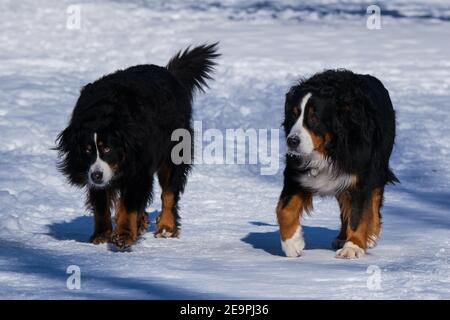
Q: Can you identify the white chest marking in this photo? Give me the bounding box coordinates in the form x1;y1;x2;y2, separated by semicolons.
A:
296;152;356;195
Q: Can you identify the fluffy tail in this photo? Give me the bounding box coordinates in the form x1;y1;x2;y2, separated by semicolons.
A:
166;43;220;98
387;168;400;184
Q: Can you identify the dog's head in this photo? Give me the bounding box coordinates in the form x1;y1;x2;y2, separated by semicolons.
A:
56;120;126;188
56;80;151;189
55;82;137;189
283;80;374;174
283;87;335;171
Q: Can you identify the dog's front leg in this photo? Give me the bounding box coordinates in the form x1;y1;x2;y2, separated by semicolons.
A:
335;187;383;259
111;175;153;250
111;198;138;250
88;189;113;244
276;189;312;257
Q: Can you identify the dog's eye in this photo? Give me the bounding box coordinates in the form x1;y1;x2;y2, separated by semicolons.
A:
308;109;319;125
103;146;111;154
85;145;92;154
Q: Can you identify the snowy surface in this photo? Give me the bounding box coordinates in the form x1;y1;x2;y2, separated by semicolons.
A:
0;0;449;299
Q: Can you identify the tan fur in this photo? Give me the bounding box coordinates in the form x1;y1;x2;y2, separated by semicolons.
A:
276;193;312;241
305;127;331;156
370;187;383;245
155;165;179;237
112;198;138;248
155;192;178;235
340;188;384;250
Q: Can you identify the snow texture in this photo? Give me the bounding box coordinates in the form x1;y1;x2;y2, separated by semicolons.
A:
0;0;449;299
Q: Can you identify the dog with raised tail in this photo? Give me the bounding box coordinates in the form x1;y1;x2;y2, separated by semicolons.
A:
56;43;220;250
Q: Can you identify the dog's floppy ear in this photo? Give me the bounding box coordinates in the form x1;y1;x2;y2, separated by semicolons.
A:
56;124;76;154
55;123;87;185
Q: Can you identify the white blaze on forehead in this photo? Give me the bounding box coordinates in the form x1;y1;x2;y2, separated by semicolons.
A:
88;132;113;186
288;92;314;155
94;133;98;156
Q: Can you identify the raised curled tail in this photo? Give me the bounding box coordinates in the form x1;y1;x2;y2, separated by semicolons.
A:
387;168;400;185
166;43;220;98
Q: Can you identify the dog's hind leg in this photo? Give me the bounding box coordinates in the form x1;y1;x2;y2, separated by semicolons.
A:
333;192;351;250
368;187;383;248
335;187;383;259
155;161;191;238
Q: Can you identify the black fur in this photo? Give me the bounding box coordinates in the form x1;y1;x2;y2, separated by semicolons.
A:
280;69;398;249
56;43;219;246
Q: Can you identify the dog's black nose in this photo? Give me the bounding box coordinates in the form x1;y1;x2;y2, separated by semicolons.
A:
91;171;103;183
287;135;300;149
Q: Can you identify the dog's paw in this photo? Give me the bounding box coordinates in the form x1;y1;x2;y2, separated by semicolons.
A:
154;225;179;238
281;226;305;257
111;232;136;251
336;241;365;259
89;231;112;244
331;238;346;250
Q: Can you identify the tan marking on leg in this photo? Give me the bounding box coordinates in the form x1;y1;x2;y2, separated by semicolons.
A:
347;188;383;249
336;188;383;258
155;163;179;238
111;198;138;250
155;191;178;238
346;218;369;250
368;187;383;247
276;193;312;241
277;193;312;257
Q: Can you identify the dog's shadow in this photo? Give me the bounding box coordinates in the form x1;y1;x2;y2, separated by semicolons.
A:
47;210;160;243
48;215;337;256
241;221;338;256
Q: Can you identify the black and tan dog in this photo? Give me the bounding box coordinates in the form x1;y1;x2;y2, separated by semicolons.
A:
56;44;219;250
277;69;398;259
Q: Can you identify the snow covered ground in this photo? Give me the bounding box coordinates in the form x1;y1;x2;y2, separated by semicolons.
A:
0;0;449;299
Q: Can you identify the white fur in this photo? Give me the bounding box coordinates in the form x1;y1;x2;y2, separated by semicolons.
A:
336;241;365;259
287;92;313;155
296;151;356;195
281;226;305;257
88;133;113;187
287;92;355;195
155;229;174;238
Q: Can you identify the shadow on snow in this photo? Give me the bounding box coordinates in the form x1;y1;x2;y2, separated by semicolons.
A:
242;222;338;256
46;210;161;243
